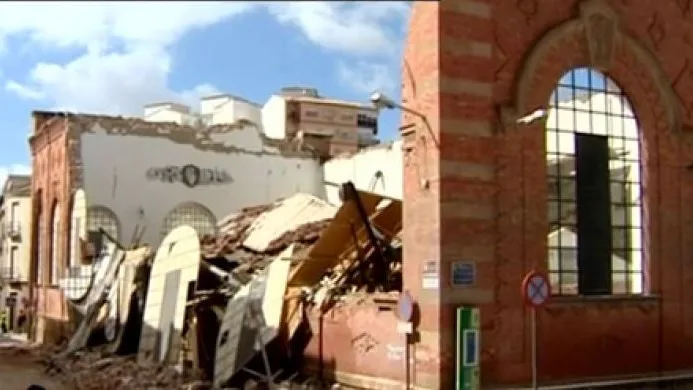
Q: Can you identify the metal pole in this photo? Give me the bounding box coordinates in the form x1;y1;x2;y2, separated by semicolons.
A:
531;308;538;390
404;334;410;390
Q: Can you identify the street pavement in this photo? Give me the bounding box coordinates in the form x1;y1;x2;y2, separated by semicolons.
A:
0;333;66;390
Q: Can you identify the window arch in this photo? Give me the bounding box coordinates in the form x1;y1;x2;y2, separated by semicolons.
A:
546;67;643;296
50;202;60;285
68;190;86;268
161;202;217;238
87;206;120;240
32;190;43;284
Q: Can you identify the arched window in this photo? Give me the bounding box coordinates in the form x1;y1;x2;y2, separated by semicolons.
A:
546;67;643;296
33;190;43;284
161;202;217;238
68;190;86;268
87;206;120;240
50;202;61;284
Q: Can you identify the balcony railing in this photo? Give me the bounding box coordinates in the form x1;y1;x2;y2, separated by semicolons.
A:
0;266;23;282
5;221;21;241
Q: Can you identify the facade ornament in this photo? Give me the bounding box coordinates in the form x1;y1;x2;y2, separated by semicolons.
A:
580;0;620;71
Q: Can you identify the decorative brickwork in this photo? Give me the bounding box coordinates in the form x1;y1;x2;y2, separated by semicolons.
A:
399;0;693;388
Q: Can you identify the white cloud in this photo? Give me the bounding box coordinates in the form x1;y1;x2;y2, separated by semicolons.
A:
0;2;254;50
337;60;398;95
1;2;409;115
179;83;223;109
268;2;408;57
5;80;44;100
0;164;31;189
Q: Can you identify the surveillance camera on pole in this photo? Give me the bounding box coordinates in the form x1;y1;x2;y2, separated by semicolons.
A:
370;91;397;110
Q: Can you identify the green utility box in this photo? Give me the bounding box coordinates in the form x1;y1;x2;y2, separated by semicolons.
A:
456;306;480;390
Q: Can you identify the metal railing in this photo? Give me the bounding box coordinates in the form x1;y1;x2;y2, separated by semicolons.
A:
5;221;21;240
0;266;23;282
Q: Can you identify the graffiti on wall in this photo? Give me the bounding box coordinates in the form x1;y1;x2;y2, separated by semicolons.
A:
146;164;233;188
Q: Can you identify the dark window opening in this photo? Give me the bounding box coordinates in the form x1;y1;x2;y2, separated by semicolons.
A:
575;133;612;295
357;114;378;135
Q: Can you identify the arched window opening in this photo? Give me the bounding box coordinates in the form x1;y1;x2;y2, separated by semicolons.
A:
33;191;43;285
87;206;120;240
161;202;217;239
50;202;60;285
68;190;86;269
546;67;643;296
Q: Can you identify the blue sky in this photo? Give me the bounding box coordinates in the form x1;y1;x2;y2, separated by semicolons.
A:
0;2;410;184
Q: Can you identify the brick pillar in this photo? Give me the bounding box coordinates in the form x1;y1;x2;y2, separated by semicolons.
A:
402;1;496;389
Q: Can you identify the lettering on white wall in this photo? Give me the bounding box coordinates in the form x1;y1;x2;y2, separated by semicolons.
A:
146;164;233;188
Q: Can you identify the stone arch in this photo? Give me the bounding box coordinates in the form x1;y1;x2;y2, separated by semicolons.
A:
87;205;121;240
512;0;680;134
161;202;217;239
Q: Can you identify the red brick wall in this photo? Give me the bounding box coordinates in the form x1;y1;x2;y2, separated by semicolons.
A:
398;0;693;388
303;300;405;389
29;113;72;341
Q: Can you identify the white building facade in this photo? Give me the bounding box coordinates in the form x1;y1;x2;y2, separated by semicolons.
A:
322;141;403;205
0;175;32;329
73;115;324;250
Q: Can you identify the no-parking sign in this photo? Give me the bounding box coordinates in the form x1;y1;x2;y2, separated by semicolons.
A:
521;271;551;308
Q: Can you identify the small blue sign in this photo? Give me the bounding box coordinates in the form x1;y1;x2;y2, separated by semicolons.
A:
463;329;479;367
452;262;476;287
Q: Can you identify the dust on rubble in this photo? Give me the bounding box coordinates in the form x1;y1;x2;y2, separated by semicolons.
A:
0;343;207;390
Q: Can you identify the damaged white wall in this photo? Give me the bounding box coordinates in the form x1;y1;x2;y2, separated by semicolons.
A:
322;140;403;205
79;122;325;248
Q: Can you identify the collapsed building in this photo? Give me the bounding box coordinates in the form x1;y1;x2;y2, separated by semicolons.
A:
24;0;693;388
26;103;400;347
44;187;402;389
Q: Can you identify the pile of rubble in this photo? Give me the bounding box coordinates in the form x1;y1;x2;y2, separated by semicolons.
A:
46;349;205;390
43;182;402;390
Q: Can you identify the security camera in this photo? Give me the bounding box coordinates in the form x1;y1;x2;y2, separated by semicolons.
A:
516;109;547;125
370;91;397;110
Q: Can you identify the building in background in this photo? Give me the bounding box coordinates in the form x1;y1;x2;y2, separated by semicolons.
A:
140;87;379;159
0;174;32;331
144;94;263;128
262;86;379;157
28;110;323;343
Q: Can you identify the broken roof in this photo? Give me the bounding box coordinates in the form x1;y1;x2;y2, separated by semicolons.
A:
201;193;337;273
30;110;317;158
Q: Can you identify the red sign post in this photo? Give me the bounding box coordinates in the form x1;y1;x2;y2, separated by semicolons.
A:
521;270;551;390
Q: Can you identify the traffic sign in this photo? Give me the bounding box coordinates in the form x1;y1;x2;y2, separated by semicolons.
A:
396;290;414;322
521;271;551;308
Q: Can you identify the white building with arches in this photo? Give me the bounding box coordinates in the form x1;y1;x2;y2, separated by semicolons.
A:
76;114;324;248
28;110;324;342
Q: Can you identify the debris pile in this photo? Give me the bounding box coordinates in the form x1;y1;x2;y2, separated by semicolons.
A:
43;183;403;390
46;349;204;390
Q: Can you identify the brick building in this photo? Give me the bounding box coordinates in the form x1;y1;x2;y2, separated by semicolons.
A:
28;113;72;342
397;0;693;388
301;0;693;389
26;111;323;343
